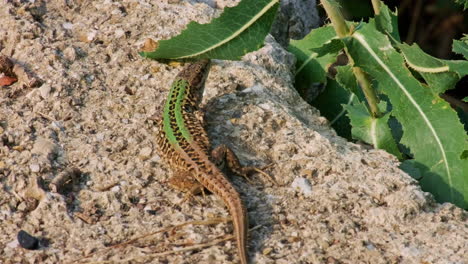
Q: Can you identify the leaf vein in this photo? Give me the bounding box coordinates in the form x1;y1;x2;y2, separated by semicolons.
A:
352;32;453;199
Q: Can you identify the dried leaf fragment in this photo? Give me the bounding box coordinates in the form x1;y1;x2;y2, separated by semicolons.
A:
141;38;158;52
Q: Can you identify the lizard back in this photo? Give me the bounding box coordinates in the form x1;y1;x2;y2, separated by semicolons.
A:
155;60;249;264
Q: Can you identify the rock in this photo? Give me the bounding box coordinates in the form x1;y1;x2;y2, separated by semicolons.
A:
17;230;39;250
63;46;77;61
31;138;57;159
0;1;466;264
291;177;313;196
271;0;320;46
139;146;153;160
62;22;74;30
29;163;40;173
38;84;51;99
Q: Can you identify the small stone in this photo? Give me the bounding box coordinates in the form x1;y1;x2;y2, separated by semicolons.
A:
242;84;264;93
262;247;273;255
17;230;39;250
6;239;19;248
12;145;24;151
87;30;97;42
29;163;40;173
139;147;153;160
39;84;51;99
291;177;313;196
114;29;125;38
31;138;57;158
63;46;77;61
17;202;28;211
62;22;74;30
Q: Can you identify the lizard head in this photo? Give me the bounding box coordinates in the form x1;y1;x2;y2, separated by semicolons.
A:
178;59;211;107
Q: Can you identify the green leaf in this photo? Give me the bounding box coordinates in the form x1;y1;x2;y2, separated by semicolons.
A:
139;0;280;60
335;65;362;97
400;160;422;180
288;25;342;84
343;22;468;208
454;0;468;10
399;43;468;94
312;79;354;139
344;101;403;160
463;96;468;103
374;2;401;42
453;35;468;60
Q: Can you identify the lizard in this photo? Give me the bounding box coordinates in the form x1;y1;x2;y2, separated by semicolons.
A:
155;59;270;264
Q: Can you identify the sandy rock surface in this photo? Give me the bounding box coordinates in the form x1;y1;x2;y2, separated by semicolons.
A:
0;1;467;264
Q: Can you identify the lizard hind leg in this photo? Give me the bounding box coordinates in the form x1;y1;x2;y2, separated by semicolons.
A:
211;144;277;185
167;170;206;204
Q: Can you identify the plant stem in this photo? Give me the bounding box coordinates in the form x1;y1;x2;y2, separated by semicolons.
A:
371;0;381;14
320;0;349;38
352;67;381;117
320;0;382;117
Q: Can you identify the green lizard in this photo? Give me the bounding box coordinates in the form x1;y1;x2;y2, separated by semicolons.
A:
156;59;270;264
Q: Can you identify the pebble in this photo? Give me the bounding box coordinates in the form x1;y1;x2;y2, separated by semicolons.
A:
39;84;51;99
291;177;313;196
114;29;125;38
242;84;264;93
87;30;97;42
62;22;74;30
63;46;76;61
29;163;40;173
139;146;153;160
263;247;273;255
6;239;19;248
31;138;57;157
17;230;39;250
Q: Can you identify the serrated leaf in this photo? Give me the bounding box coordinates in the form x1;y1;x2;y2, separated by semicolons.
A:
139;0;279;60
288;26;343;100
310;39;345;57
374;2;401;42
399;43;468;94
453;35;468;60
311;65;366;139
344;101;403;160
343;22;468;208
335;65;362;97
312;79;354;139
288;25;342;84
456;106;468;131
454;0;468;10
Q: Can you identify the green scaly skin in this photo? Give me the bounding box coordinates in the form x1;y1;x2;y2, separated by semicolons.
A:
156;60;249;264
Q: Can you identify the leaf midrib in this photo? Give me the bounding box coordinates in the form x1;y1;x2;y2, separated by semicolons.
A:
176;0;279;59
352;32;453;198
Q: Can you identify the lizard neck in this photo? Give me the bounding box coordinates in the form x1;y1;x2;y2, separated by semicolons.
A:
162;60;210;148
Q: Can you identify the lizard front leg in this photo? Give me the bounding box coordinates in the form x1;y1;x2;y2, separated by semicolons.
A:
211;144;276;185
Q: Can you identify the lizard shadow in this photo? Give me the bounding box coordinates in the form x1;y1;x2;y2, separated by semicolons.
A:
203;95;277;259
